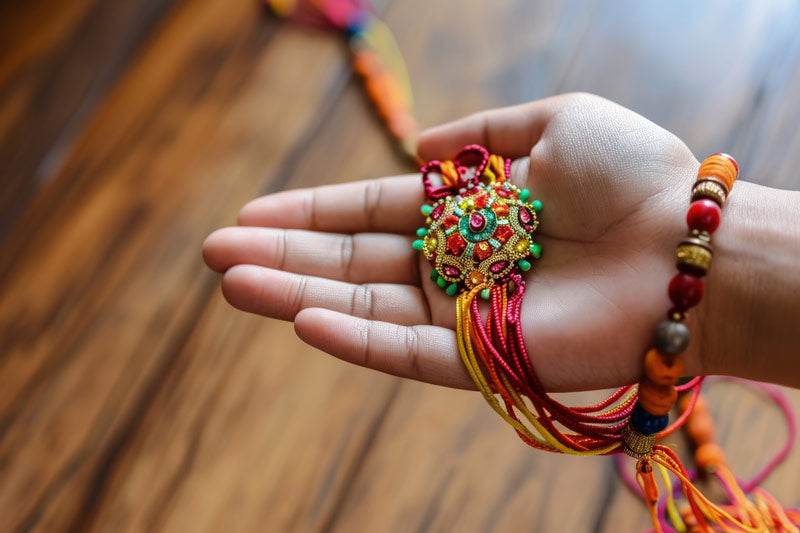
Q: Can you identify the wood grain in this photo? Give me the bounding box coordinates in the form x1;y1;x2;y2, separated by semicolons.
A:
1;0;799;532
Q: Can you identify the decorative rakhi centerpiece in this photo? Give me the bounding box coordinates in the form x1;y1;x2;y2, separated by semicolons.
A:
412;145;542;298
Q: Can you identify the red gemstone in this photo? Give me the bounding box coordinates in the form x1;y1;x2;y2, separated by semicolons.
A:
496;187;512;198
446;234;467;255
473;242;492;260
668;273;704;310
686;199;721;233
494;225;514;243
473;193;488;209
442;214;459;229
489;260;508;273
430;203;446;221
469;212;486;232
492;202;509;216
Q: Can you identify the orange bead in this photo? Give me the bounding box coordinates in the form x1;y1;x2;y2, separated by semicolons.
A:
643;349;684;386
697;153;738;191
693;394;709;414
352;49;381;77
694;442;726;470
676;393;692;414
679;392;709;416
686;411;716;446
637;379;677;415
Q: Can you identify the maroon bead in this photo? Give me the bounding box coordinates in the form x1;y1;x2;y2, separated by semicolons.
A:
686;199;721;233
668;273;704;310
430;202;446;221
442;265;461;278
469;212;486;232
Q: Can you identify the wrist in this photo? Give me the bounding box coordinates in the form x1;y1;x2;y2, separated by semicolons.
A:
700;180;800;386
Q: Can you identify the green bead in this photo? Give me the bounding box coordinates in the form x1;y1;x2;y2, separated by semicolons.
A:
416;228;428;237
530;242;542;259
436;276;446;289
430;269;439;281
520;189;531;202
518;259;531;271
531;199;543;212
421;204;433;216
445;283;459;296
480;288;491;300
412;240;424;251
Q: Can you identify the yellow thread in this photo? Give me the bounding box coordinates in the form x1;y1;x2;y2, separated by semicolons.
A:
457;290;548;446
483;166;497;184
440;160;460;186
651;450;766;533
362;19;414;110
457;288;620;457
488;154;506;182
657;463;686;532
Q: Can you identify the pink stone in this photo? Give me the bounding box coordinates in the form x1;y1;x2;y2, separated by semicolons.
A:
431;203;445;221
469;212;485;232
519;206;532;224
489;260;508;274
442;265;461;278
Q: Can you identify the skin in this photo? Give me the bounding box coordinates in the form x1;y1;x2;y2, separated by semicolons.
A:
203;93;800;392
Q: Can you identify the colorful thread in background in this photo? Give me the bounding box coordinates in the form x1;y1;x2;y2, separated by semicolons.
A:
263;1;799;531
265;0;420;163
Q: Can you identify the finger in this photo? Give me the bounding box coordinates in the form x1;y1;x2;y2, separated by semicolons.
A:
294;307;475;390
238;175;426;235
417;95;569;161
203;227;419;285
221;264;430;325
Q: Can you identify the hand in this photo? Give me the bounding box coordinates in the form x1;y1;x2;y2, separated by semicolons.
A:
203;93;709;392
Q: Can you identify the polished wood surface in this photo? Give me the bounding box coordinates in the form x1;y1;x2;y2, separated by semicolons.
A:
2;1;799;531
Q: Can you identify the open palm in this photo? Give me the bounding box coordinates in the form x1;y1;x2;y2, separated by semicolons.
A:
203;93;704;392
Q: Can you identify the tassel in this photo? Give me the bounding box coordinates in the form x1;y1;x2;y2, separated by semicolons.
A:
636;458;663;533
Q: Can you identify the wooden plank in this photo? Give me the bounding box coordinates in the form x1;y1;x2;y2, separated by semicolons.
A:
0;0;180;243
0;0;361;530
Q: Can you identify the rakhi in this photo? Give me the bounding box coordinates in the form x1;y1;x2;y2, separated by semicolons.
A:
413;147;800;532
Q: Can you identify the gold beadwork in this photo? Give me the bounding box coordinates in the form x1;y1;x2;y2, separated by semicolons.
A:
621;424;657;459
676;242;712;275
422;186;537;288
692;178;728;206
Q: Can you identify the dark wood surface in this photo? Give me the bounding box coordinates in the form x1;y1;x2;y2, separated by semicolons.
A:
2;1;799;531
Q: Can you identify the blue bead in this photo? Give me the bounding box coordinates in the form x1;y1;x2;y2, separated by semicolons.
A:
631;403;669;435
345;10;372;38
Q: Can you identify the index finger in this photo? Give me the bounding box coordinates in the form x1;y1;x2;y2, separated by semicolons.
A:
238;174;426;234
417;95;569;161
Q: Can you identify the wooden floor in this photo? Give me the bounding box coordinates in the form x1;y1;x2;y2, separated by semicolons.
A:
2;1;800;531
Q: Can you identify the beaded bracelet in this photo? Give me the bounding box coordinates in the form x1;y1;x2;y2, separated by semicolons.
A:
622;153;738;459
414;149;799;532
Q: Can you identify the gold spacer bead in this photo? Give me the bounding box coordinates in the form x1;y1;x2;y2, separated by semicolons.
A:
692;178;728;206
621;424;657;459
515;239;530;254
676;242;712;275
